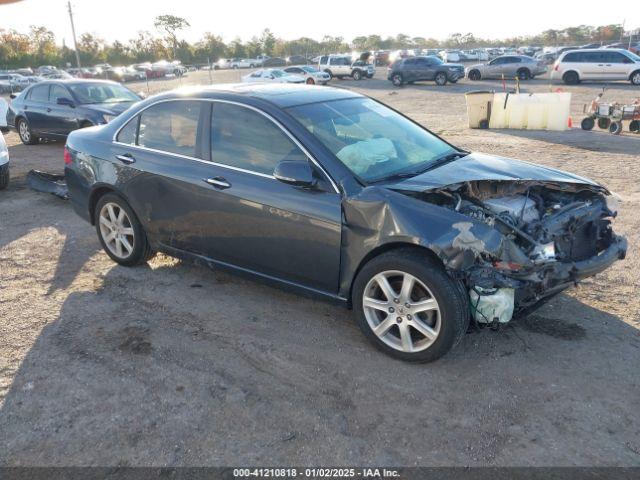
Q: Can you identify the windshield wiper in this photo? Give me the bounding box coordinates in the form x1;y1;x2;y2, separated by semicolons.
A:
367;151;469;184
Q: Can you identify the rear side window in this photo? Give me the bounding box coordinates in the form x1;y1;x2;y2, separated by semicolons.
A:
138;101;202;157
211;103;307;175
582;51;607;63
563;52;583;62
116;117;139;145
29;85;50;102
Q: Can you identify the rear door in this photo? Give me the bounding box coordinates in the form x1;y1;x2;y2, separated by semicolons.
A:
502;56;522;77
47;84;78;136
22;84;50;133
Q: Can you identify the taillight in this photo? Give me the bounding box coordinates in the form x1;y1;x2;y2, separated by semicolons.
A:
553;62;559;71
63;146;72;165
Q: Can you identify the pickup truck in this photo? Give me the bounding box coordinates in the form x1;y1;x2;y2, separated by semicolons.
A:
317;55;375;80
229;58;261;69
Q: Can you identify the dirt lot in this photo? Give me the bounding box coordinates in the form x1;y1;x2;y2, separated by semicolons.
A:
1;69;639;467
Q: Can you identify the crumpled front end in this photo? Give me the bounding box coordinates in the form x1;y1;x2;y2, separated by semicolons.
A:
389;179;627;325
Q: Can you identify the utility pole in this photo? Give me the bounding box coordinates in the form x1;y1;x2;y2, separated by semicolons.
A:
67;1;81;68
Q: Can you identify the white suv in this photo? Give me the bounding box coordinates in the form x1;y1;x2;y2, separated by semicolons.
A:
551;48;640;85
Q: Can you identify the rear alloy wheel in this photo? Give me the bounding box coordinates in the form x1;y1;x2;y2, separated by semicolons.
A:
391;74;403;87
630;71;640;85
609;121;623;135
95;193;153;266
434;72;448;86
468;69;481;81
306;77;315;85
17;118;39;145
563;71;579;85
581;117;595;130
352;70;362;80
517;68;531;80
353;249;469;362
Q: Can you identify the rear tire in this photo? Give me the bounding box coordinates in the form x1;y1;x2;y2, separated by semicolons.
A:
609;121;623;135
468;69;481;81
352;248;469;363
0;163;9;190
598;118;611;130
630;120;640;133
434;72;447;86
94;193;154;267
630;70;640;86
17;118;39;145
581;117;595;130
306;77;315;85
563;71;579;85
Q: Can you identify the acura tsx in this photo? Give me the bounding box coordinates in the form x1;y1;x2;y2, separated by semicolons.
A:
64;84;627;362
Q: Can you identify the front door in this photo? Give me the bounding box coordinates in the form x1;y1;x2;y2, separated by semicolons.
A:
47;84;79;136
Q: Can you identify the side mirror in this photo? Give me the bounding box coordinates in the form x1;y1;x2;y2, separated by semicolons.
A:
269;75;275;79
138;91;147;99
273;160;316;188
9;93;16;100
57;97;75;107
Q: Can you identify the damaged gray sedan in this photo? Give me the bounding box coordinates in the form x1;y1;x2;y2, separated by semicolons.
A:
64;84;627;362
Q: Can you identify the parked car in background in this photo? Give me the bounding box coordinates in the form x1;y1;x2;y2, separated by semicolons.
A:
388;56;464;86
42;71;73;80
374;50;390;66
229;58;259;69
64;84;626;362
0;129;8;190
241;69;305;84
439;50;460;63
466;55;547;80
603;42;640;55
286;55;308;65
534;51;557;65
7;79;141;145
0;97;8;133
283;66;331;85
263;57;287;67
0;73;30;91
551;48;640;85
318;55;374;80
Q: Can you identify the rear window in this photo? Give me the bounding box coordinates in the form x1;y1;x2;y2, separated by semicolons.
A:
138;101;202;157
29;85;50;102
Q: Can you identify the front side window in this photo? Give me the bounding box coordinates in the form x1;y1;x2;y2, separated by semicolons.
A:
211;103;307;175
50;85;73;103
138;101;201;157
288;97;455;182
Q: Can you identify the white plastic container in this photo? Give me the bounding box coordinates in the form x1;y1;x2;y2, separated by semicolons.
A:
469;287;515;324
489;92;571;131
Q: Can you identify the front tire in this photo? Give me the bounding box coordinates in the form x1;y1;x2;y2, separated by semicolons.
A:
434;72;448;86
352;70;362;80
609;121;623;135
352;249;469;363
306;77;315;85
468;69;481;81
517;68;531;80
391;74;403;87
597;117;611;130
630;70;640;86
94;193;154;267
17;118;39;145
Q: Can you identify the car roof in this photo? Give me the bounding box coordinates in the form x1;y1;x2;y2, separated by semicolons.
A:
151;83;362;108
30;79;122;87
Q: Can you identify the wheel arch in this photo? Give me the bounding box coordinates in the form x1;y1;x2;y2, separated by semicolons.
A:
346;242;445;308
562;69;580;82
88;184;125;225
629;69;640;82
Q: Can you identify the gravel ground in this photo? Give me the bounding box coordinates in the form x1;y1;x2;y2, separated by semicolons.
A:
0;69;639;467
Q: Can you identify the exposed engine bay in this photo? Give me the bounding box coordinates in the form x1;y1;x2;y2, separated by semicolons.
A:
403;180;626;326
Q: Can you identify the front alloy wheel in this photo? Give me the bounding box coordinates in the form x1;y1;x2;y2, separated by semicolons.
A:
391;74;403;87
353;249;469;362
631;71;640;86
435;72;448;86
362;271;441;353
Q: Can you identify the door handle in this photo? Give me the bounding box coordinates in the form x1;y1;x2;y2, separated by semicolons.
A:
204;177;231;189
115;153;136;164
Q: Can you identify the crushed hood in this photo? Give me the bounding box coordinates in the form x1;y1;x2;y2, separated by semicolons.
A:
383;152;604;192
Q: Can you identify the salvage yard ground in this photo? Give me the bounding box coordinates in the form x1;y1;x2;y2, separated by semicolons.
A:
0;69;639;466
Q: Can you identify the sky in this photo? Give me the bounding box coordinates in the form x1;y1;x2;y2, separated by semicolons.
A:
1;0;638;45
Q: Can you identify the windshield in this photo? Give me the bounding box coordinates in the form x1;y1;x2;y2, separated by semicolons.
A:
288;97;457;182
302;66;319;73
270;70;286;77
625;51;640;62
69;83;140;104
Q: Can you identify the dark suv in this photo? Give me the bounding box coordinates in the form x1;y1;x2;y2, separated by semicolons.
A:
387;56;464;86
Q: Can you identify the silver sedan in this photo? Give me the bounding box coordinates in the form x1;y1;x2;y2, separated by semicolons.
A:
466;55;547;80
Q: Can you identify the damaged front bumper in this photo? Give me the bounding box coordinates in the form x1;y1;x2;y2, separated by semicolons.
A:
464;234;627;315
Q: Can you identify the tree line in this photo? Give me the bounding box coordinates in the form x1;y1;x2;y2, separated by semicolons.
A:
0;16;634;69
